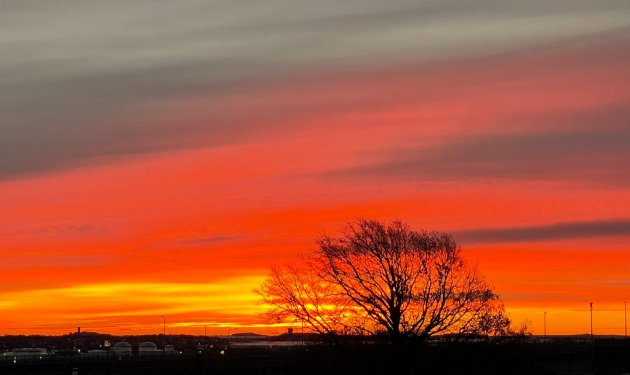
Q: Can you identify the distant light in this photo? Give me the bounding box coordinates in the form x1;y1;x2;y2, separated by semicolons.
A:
220;350;225;355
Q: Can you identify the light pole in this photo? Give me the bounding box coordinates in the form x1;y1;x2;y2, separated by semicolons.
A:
543;312;547;342
227;327;238;348
589;302;594;362
161;316;166;355
624;300;627;339
589;302;593;341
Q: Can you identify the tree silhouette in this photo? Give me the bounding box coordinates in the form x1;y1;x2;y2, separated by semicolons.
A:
259;259;353;338
258;219;510;344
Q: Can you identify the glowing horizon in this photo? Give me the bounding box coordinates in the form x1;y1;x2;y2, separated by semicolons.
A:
1;1;629;337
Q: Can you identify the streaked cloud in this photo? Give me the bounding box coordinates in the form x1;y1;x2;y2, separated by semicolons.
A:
0;255;115;270
181;235;242;245
455;218;630;244
2;1;630;179
0;278;267;333
330;121;630;185
2;0;630;336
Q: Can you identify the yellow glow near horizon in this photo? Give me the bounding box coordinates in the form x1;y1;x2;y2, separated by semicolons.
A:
0;277;272;334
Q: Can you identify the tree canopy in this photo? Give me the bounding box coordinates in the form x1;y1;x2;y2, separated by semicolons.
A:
258;219;512;343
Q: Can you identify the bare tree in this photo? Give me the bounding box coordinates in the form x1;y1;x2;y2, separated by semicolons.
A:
258;219;510;344
258;258;352;338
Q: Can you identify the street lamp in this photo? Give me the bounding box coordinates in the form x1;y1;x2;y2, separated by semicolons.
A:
589;302;594;362
161;316;166;355
589;302;593;341
543;312;547;342
227;328;237;347
624;300;627;339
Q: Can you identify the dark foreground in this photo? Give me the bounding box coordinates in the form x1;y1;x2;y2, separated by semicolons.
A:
2;340;629;375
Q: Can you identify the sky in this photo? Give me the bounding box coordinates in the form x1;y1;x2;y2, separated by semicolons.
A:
1;0;630;336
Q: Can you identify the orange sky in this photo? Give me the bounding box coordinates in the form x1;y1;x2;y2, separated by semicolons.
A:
1;11;630;336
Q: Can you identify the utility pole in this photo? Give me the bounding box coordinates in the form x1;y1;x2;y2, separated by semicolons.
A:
625;300;627;339
543;312;547;342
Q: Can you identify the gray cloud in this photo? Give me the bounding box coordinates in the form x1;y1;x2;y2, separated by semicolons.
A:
2;0;630;179
32;223;98;235
0;255;115;270
334;112;630;185
454;218;630;244
181;235;242;245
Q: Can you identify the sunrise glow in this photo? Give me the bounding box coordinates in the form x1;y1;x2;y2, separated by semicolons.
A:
1;1;629;338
